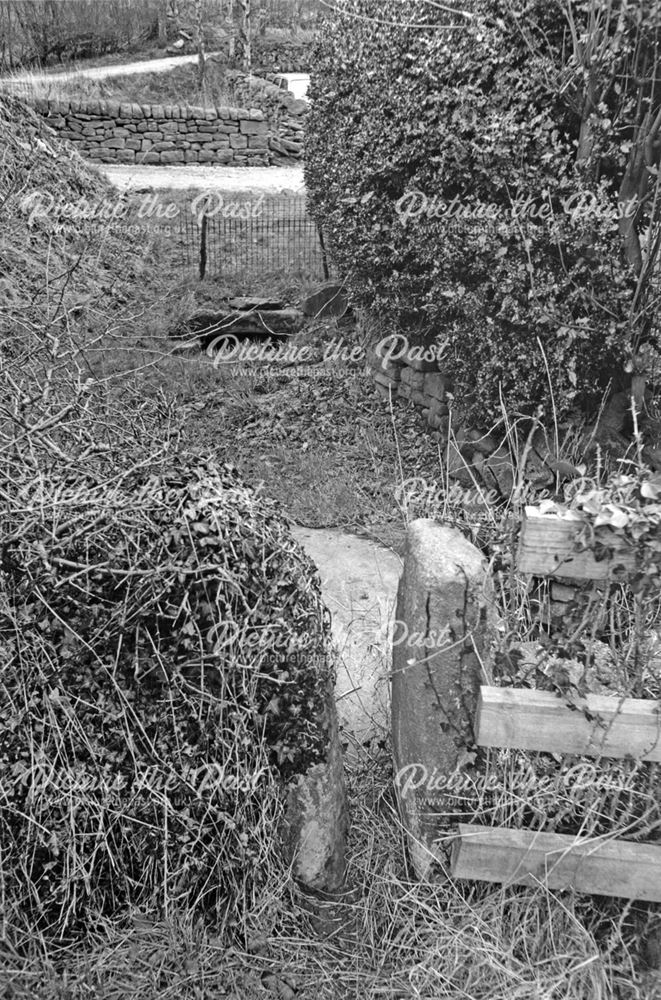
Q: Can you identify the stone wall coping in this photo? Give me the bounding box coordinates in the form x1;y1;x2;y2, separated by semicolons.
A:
41;97;259;122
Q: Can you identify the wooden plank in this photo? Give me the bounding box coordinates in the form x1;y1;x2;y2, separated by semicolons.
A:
476;686;661;761
517;509;636;581
451;823;661;901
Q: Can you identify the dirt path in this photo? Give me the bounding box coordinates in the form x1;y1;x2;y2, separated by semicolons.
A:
3;51;224;85
100;163;305;193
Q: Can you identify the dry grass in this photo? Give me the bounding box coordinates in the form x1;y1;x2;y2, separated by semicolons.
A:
0;61;239;110
5;736;659;1000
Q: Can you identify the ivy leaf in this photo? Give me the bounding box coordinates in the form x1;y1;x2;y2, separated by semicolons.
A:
641;479;661;500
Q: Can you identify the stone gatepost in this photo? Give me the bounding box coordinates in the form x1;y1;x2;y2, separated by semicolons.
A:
391;519;493;879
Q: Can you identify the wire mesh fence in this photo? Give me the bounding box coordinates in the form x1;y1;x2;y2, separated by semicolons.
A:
177;194;334;282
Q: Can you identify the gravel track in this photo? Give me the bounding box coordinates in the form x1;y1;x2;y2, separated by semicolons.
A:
99;163;305;193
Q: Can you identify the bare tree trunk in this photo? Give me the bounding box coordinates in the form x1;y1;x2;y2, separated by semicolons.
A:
237;0;251;72
194;0;205;88
157;0;168;47
228;0;236;61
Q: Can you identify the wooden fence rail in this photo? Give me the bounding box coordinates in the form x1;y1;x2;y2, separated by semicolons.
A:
449;506;661;900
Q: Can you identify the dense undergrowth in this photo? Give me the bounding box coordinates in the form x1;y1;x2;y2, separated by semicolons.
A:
2;79;661;1000
306;0;661;426
0;91;334;954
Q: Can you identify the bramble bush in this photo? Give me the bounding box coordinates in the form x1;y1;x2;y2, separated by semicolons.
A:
0;454;334;938
305;0;661;425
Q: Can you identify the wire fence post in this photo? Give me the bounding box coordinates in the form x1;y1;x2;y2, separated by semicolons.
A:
317;222;330;281
199;211;208;280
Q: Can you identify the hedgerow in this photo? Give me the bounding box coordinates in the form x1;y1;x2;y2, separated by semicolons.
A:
305;0;661;424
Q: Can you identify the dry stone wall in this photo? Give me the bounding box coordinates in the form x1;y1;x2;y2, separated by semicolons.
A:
227;72;306;160
30;97;286;166
363;315;555;496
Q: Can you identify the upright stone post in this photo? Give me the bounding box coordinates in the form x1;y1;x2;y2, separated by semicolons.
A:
391;519;493;879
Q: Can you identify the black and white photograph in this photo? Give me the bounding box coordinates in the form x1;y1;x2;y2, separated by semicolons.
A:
1;0;661;996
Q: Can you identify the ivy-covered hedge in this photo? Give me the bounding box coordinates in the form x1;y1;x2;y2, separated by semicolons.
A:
305;0;657;424
0;458;333;935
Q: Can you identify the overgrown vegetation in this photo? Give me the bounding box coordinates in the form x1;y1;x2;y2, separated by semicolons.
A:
1;90;335;950
3;41;661;996
0;0;162;70
0;0;322;72
306;0;661;426
2;59;239;108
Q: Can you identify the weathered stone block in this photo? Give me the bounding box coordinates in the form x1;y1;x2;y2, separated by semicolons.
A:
283;677;347;891
141;105;152;118
447;441;477;486
119;103;133;118
229;134;248;149
100;137;125;149
302;283;349;320
152;140;176;151
240;119;267;135
280;137;303;156
197;149;218;162
428;397;449;419
248;135;269;149
125;139;142;151
423;372;447;401
141;152;161;164
400;367;425;390
184;150;199;162
288;98;308;116
160;150;185;163
392;520;492;880
427;412;449;433
114;149;135;163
